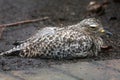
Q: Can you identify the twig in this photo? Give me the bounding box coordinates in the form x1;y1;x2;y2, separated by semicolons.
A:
0;17;49;39
0;17;49;28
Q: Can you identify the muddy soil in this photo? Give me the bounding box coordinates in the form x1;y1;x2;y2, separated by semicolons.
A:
0;0;120;80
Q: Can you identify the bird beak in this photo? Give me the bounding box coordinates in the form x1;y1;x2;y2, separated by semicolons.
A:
100;29;113;36
105;30;113;36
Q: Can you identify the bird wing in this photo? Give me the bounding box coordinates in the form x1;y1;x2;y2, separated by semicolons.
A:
19;29;94;59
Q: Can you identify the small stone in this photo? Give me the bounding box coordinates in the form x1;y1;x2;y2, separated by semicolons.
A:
86;0;110;16
2;66;11;71
87;1;103;14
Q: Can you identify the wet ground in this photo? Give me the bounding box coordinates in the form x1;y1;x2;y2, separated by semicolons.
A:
0;0;120;80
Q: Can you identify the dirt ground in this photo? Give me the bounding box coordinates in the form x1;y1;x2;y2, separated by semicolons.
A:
0;0;120;80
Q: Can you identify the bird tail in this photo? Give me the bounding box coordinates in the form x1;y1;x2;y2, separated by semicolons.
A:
0;39;30;57
0;47;22;56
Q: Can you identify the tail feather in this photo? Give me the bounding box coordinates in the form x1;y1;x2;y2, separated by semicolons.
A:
0;47;22;56
0;37;32;56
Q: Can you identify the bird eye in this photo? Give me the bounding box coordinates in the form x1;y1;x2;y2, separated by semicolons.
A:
89;26;98;31
90;26;96;29
89;24;98;30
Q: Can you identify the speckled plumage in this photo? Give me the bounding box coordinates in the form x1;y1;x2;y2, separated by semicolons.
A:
1;18;108;59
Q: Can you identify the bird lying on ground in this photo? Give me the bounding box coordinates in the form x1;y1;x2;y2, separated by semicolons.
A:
0;18;112;59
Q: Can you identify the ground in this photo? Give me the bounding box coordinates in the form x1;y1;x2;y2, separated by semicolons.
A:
0;0;120;80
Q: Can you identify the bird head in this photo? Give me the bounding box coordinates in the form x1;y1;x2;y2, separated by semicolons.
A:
79;18;112;36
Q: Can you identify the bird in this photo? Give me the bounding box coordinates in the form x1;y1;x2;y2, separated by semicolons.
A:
0;18;112;59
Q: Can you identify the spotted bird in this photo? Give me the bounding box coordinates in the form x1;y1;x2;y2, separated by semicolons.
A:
0;18;112;59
